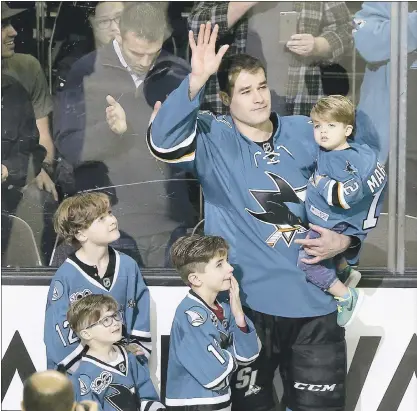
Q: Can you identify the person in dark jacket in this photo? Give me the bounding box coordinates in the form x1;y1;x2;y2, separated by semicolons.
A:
1;74;46;259
54;2;197;267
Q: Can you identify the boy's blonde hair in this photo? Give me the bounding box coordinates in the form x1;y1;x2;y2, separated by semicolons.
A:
53;192;110;246
310;95;355;127
170;235;229;284
67;294;118;334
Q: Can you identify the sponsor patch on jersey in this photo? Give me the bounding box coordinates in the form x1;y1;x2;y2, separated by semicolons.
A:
52;280;64;301
185;306;208;327
79;374;92;396
69;289;92;303
127;299;136;308
91;371;112;394
103;278;111;288
309;205;329;222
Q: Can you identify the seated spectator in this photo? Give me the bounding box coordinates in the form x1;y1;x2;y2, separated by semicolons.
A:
54;2;197;267
1;74;46;262
67;294;165;410
188;1;352;115
22;370;98;411
54;1;125;93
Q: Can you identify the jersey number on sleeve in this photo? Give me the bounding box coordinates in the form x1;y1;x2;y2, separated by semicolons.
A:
363;189;383;230
55;321;80;347
207;343;226;364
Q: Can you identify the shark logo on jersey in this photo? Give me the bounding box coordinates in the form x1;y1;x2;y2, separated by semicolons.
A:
344;160;358;175
52;280;64;301
246;384;262;397
246;171;308;247
91;371;112;394
185;306;208;327
103;278;111;288
105;384;136;411
78;375;91;396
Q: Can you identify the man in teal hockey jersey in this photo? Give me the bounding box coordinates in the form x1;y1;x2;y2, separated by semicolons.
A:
147;22;369;411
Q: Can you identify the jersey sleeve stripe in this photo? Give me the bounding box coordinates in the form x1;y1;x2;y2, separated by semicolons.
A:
338;182;350;209
203;351;235;390
146;123;196;163
327;179;336;206
141;400;165;411
232;341;259;364
59;344;86;369
165;389;231;406
131;330;152;338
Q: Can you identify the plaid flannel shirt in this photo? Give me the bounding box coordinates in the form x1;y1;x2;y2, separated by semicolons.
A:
188;2;352;115
188;1;247;114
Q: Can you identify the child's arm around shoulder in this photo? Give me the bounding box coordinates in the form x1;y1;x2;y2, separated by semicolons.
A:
123;254;152;360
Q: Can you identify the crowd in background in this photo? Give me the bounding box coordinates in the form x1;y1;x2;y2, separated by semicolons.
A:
2;1;416;269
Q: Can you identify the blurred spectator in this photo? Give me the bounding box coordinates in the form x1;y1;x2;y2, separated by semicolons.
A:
22;370;98;411
1;74;46;261
1;2;57;200
54;2;197;267
354;2;417;164
54;1;124;93
188;1;352;115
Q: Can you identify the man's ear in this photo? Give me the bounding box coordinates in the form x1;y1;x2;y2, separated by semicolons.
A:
188;273;202;287
345;125;353;137
219;91;231;107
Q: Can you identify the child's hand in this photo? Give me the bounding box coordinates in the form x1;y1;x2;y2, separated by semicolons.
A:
229;276;246;328
126;343;145;356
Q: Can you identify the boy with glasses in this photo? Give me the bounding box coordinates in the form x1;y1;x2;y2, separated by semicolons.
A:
67;294;165;410
44;192;151;372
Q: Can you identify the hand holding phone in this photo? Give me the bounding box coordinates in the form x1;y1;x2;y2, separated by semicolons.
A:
286;33;316;56
279;11;298;44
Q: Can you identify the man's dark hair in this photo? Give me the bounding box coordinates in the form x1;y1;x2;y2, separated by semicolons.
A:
23;373;74;411
218;54;267;96
119;2;168;42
